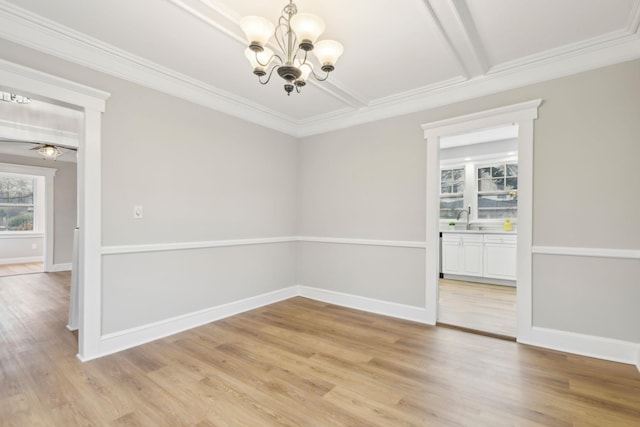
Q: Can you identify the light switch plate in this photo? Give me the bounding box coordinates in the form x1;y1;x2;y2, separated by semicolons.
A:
133;205;143;219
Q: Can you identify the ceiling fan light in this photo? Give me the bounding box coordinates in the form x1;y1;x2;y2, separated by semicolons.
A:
38;145;62;160
239;16;274;50
290;13;325;47
313;40;344;69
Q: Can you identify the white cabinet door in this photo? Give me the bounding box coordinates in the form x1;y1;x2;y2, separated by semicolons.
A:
442;235;462;274
461;239;483;276
484;235;517;280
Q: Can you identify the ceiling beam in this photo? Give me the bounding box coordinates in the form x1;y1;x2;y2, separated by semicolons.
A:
421;0;489;78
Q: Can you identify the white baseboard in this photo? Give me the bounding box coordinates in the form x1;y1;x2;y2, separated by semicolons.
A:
0;256;43;265
51;263;72;272
79;286;299;362
297;285;432;325
78;284;639;369
519;326;639;366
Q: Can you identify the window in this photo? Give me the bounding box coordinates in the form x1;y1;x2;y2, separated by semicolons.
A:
477;162;517;219
440;166;465;219
0;175;36;231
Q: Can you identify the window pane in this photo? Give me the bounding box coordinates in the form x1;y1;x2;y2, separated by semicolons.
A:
440;197;464;219
0;206;34;231
441;183;451;194
478;167;490;179
453;168;464;180
453;182;465;193
492;166;505;178
0;177;34;204
441;170;451;182
478;178;491;191
506;177;518;190
477;195;517;219
507;164;518;177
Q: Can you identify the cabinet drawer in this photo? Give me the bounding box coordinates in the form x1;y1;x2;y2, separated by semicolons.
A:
484;234;517;244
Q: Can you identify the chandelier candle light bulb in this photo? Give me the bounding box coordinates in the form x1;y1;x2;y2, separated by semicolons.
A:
240;0;343;95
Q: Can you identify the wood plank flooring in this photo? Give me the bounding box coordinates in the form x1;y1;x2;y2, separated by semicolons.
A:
1;272;640;426
438;279;517;338
0;262;44;277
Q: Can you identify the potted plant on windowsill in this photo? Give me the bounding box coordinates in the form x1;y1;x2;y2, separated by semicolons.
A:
448;221;456;230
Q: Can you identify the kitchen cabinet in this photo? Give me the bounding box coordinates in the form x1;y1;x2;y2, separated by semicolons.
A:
483;234;517;280
441;232;517;282
441;234;484;276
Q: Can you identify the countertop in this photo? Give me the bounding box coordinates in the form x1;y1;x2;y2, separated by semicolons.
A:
440;228;516;235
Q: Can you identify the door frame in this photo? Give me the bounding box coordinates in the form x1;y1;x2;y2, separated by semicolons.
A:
421;99;541;342
0;59;109;360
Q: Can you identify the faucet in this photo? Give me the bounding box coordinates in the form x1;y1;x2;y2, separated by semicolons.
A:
456;206;471;230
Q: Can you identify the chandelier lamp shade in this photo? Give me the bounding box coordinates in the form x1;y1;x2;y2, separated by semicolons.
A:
240;0;344;95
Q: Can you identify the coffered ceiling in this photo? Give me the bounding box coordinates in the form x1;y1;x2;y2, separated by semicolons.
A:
0;0;638;136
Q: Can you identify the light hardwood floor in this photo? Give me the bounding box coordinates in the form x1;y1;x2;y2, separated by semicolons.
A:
2;272;640;426
438;279;517;338
0;262;44;277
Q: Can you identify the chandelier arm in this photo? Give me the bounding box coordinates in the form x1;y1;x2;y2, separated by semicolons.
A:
257;64;280;85
255;51;284;68
309;68;332;82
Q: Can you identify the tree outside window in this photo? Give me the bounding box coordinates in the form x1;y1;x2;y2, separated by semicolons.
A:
477;163;518;219
0;176;35;231
440;167;465;219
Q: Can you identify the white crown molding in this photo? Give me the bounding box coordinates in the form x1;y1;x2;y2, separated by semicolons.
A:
1;1;639;138
0;1;299;136
532;246;640;260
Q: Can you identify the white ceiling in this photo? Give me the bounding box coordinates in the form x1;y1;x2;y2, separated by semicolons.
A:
0;0;638;136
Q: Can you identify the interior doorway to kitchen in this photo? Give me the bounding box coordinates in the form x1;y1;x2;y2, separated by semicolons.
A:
422;100;541;343
437;126;518;338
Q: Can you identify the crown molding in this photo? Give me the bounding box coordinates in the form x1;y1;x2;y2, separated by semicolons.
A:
0;1;639;138
0;1;299;136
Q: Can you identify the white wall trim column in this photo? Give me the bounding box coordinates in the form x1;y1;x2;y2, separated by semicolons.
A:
0;58;110;361
421;99;542;338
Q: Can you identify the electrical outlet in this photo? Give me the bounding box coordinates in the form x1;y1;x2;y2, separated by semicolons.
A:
133;205;143;219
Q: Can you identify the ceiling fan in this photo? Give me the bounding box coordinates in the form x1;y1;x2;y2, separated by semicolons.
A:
0;138;77;160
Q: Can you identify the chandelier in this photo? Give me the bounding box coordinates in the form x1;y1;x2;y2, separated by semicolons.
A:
240;0;344;96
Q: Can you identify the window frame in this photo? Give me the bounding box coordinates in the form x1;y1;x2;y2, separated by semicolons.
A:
475;160;518;221
439;154;518;225
0;174;38;232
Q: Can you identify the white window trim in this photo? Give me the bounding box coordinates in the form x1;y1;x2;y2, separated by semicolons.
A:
0;163;55;269
439;155;520;225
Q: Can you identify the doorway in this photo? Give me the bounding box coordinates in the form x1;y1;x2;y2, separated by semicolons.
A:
0;59;108;360
437;127;518;337
422;100;541;343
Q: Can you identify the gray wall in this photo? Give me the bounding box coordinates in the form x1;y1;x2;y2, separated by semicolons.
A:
297;59;640;343
2;37;638;344
0;38;298;334
0;153;77;266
